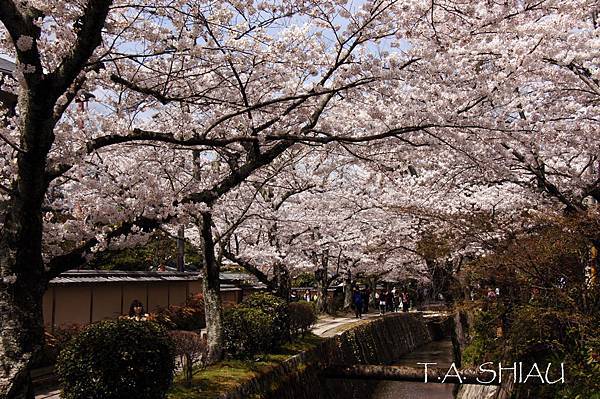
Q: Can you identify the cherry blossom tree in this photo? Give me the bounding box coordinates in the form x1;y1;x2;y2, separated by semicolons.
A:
0;1;113;396
2;0;597;397
0;1;433;395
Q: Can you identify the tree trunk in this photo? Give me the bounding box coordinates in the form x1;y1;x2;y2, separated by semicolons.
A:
343;269;352;310
183;353;192;387
273;261;291;301
177;225;185;272
0;198;47;399
368;277;377;306
0;186;48;399
1;100;55;398
318;278;329;313
198;211;224;363
0;280;45;399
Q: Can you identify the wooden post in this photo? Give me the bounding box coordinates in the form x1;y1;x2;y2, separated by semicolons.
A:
177;225;185;272
89;285;94;323
51;286;56;333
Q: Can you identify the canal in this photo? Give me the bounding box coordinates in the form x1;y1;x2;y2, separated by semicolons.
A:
371;339;456;399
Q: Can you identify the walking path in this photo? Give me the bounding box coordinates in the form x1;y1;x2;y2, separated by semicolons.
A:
312;312;380;337
34;310;434;398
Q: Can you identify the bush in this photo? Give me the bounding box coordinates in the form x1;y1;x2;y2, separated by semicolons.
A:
242;292;289;344
57;319;175;399
223;306;274;358
169;330;207;387
288;301;317;337
153;293;205;331
35;324;85;368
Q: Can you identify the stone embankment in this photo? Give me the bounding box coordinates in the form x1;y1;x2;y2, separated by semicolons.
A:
220;313;438;399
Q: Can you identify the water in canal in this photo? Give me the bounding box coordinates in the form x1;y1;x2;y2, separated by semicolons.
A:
371;339;456;399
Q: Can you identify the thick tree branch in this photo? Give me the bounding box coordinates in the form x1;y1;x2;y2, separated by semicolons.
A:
274;184;316;211
182;140;294;206
222;250;275;291
45;215;160;280
0;0;25;38
0;0;43;81
502;143;583;213
87;128;256;152
46;0;113;99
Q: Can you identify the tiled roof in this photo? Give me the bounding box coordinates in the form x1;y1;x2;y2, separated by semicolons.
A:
50;270;202;284
220;270;266;287
48;269;264;290
0;57;15;74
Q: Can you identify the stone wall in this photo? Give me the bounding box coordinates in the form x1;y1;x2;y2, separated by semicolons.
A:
452;309;514;399
456;379;514;399
220;313;434;399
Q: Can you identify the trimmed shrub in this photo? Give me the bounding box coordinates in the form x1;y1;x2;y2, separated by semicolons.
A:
223;306;274;357
242;292;290;344
57;319;175;399
288;301;317;337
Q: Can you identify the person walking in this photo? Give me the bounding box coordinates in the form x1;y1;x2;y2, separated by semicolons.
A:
353;288;363;318
393;290;401;312
386;289;394;312
304;289;312;302
402;291;410;312
362;287;370;314
377;291;387;315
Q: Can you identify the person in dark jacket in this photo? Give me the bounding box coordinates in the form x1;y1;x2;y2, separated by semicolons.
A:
402;291;410;312
386;289;394;312
393;290;401;312
352;289;363;318
362;288;370;314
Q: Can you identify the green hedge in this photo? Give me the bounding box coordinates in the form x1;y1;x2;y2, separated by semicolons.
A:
57;319;175;399
222;293;318;358
288;301;317;337
223;306;274;357
242;292;290;345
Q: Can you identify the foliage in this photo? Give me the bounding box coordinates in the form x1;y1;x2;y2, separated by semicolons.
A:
168;334;323;399
169;330;207;387
460;308;504;365
459;216;600;398
153;293;205;331
35;325;86;368
222;306;274;358
56;319;175;399
86;232;203;271
288;301;317;337
242;292;290;345
292;272;317;288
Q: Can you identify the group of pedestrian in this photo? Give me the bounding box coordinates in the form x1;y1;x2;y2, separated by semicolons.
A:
351;286;410;317
375;288;410;315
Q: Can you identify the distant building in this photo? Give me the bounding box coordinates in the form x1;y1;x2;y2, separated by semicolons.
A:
43;269;265;330
0;56;17;113
0;56;15;75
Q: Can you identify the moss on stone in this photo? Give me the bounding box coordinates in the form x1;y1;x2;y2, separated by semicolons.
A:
168;334;323;399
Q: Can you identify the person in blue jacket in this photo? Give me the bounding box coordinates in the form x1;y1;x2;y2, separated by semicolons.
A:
353;288;363;318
